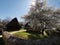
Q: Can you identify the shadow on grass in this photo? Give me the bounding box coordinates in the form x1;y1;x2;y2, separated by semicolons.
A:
26;31;47;40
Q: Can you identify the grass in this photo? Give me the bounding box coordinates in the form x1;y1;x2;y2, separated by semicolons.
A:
13;29;48;40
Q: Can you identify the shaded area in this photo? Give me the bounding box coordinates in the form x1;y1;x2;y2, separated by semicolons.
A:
6;17;21;31
14;29;47;40
0;37;5;45
13;29;60;45
0;31;2;35
2;30;60;45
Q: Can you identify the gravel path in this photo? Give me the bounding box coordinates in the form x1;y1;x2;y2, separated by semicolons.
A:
9;30;26;34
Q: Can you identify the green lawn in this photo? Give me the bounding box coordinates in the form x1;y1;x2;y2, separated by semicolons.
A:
13;29;48;40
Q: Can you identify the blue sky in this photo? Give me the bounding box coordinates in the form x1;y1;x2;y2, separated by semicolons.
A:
47;0;60;8
0;0;60;21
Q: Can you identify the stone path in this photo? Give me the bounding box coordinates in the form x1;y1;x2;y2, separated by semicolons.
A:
0;29;26;37
0;31;20;38
9;31;20;34
9;30;26;34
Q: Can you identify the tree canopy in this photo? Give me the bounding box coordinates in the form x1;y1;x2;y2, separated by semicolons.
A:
22;0;60;34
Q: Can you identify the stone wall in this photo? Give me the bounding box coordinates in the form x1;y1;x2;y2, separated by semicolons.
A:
2;31;60;45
